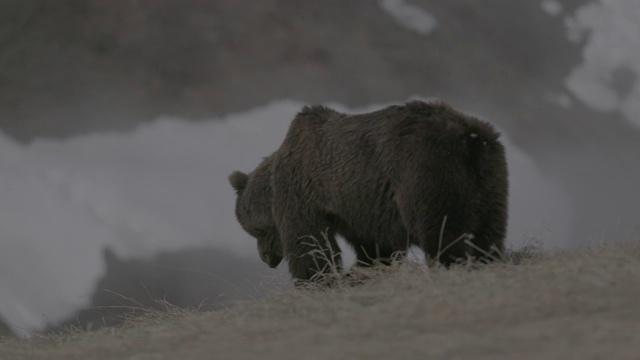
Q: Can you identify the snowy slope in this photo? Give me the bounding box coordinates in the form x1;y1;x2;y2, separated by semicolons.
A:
0;99;571;335
0;101;301;334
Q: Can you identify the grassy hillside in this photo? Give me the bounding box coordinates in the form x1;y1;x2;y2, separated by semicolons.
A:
2;242;639;360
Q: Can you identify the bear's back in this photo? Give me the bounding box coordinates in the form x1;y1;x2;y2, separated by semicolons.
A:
281;100;503;169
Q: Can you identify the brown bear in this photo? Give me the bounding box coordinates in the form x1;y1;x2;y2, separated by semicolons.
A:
229;100;508;283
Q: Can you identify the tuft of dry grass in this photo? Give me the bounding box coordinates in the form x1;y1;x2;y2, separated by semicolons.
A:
2;240;640;360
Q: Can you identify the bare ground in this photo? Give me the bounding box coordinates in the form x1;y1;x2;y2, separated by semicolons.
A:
2;242;640;360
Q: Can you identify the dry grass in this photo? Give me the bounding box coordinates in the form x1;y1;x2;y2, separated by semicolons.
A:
2;241;640;360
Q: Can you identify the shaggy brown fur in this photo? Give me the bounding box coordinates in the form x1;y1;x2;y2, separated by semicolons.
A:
230;101;508;283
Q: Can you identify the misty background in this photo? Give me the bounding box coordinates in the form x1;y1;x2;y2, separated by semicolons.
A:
1;0;639;337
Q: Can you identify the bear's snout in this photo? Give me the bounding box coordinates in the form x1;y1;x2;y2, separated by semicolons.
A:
260;250;283;268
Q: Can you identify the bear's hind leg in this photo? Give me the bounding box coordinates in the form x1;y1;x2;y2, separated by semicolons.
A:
397;195;475;267
463;219;506;264
420;213;482;267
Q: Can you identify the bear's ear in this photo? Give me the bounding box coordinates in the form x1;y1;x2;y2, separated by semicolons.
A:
229;171;249;192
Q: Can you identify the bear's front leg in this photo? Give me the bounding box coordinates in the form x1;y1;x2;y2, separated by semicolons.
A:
280;226;343;285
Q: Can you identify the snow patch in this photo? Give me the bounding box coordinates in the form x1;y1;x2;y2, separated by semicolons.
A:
541;0;563;16
378;0;438;36
0;100;304;335
546;92;574;109
564;0;640;128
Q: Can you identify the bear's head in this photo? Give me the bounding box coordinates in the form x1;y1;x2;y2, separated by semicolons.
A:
229;157;283;268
